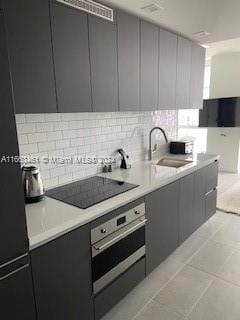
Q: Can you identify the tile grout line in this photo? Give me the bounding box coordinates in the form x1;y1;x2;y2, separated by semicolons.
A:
181;219;229;265
184;276;215;320
188;252;240;290
131;260;186;320
143;260;186;307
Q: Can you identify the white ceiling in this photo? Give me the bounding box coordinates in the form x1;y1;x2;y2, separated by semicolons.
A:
101;0;240;44
206;38;240;59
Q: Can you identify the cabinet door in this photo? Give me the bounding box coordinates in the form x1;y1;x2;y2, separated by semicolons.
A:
190;43;206;109
0;11;29;264
51;2;92;112
0;264;36;320
176;37;192;109
4;0;57;113
193;167;207;231
89;15;118;112
117;10;140;111
179;173;195;243
159;29;177;110
146;181;180;274
31;225;94;320
140;20;159;110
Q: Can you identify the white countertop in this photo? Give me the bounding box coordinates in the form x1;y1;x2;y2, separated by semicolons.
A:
26;153;219;250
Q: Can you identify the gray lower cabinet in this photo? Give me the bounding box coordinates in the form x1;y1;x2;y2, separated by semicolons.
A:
50;1;92;112
3;0;57;113
193;166;208;231
179;162;218;243
89;15;118;112
31;224;94;320
146;181;180;274
159;29;178;110
29;162;218;319
190;43;206;109
205;161;218;220
206;189;217;220
176;36;192;109
117;10;140;111
140;20;159;110
206;161;219;192
179;173;195;243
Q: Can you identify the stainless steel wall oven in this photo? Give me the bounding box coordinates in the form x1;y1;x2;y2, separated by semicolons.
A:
91;203;146;294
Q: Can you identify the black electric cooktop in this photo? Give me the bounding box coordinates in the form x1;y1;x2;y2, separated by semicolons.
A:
46;176;138;209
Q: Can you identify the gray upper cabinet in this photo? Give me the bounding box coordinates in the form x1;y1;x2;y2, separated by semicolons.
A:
146;181;180;274
159;29;177;110
190;43;206;109
4;2;205;113
117;11;140;111
89;15;118;112
50;2;92;112
176;36;192;109
140;20;159;110
3;0;57;113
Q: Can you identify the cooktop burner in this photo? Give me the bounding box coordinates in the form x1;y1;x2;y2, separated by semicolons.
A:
46;176;138;209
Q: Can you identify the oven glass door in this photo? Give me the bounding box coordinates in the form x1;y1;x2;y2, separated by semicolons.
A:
92;225;145;294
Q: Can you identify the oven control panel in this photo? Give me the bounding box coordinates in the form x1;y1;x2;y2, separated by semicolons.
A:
91;203;145;244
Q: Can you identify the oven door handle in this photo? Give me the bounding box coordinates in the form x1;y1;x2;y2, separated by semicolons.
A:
93;219;147;252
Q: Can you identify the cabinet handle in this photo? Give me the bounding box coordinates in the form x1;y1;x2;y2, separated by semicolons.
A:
205;187;217;196
0;264;29;281
0;253;28;269
94;219;147;251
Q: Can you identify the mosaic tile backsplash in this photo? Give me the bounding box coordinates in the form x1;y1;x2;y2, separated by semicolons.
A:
16;111;178;189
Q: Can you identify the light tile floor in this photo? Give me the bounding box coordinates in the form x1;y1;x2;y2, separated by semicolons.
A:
102;172;240;320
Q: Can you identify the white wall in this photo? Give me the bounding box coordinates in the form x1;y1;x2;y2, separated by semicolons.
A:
210;52;240;98
207;52;240;172
207;128;240;172
16;111;177;189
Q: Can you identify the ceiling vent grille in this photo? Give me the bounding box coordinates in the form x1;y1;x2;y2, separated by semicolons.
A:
141;3;164;13
56;0;114;22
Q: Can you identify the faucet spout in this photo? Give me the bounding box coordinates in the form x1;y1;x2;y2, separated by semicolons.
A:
148;127;168;161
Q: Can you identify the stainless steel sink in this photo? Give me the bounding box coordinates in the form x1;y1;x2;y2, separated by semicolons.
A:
156;158;193;168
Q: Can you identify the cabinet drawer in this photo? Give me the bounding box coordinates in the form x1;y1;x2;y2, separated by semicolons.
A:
0;264;36;320
206;189;217;220
94;258;145;320
206;161;218;192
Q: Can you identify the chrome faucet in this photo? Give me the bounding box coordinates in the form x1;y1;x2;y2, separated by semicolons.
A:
118;148;131;169
148;127;168;160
